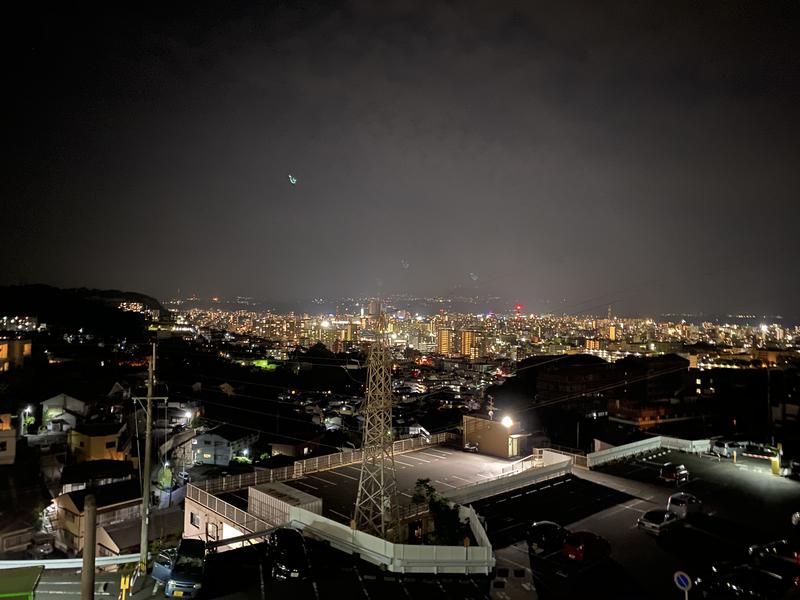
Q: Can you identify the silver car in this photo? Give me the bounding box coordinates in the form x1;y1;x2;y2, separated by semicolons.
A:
667;492;702;519
637;510;681;536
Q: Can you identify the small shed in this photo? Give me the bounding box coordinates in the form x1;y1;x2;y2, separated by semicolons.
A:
0;566;44;600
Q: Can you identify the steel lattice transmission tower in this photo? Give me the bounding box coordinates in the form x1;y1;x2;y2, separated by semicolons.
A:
354;336;399;540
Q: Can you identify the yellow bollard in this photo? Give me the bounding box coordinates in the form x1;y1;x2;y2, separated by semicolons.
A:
732;450;736;464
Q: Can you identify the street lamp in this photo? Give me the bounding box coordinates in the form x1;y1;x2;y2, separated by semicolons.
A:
501;416;513;428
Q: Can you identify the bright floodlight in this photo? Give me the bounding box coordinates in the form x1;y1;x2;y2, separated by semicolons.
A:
501;416;513;428
25;406;32;414
185;410;192;419
242;448;250;456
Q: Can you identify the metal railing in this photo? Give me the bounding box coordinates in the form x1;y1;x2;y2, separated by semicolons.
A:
186;485;272;532
196;432;458;494
444;458;573;505
0;554;141;570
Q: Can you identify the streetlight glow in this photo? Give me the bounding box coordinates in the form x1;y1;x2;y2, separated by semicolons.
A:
501;416;513;428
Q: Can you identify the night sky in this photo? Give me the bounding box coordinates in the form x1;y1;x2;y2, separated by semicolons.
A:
4;1;799;318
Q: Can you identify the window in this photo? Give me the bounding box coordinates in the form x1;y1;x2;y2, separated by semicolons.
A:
79;441;85;448
0;441;6;452
105;441;116;449
190;512;200;528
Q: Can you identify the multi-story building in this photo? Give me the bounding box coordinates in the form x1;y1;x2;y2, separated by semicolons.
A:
67;423;126;463
51;480;141;555
437;328;455;356
0;339;31;372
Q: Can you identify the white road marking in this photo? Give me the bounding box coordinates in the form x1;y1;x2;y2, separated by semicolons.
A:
426;448;451;456
308;474;336;485
435;479;457;488
293;480;318;490
418;451;444;459
329;509;351;521
330;470;358;481
394;459;415;467
399;491;412;498
406;455;431;463
451;475;472;483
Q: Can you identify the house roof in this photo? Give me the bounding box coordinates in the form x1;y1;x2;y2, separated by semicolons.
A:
99;507;183;553
72;421;123;437
206;424;257;442
61;460;134;484
63;479;141;512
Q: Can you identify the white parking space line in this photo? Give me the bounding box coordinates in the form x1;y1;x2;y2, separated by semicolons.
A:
451;475;472;483
330;470;358;481
308;474;337;485
293;480;318;490
330;509;351;521
418;451;444;459
476;472;493;478
406;455;431;463
395;459;415;467
345;465;362;473
435;480;457;488
399;491;412;498
426;448;451;456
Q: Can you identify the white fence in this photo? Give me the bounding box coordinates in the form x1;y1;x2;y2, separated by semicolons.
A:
445;456;572;505
586;436;711;468
0;553;140;570
661;436;711;454
197;432;457;494
186;485;272;532
288;505;494;575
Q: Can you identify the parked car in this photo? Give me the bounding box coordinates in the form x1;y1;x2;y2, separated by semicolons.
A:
711;440;744;458
748;539;800;578
462;442;479;453
26;533;54;558
637;510;681;537
267;527;310;580
658;463;689;486
667;492;702;519
526;521;569;555
151;538;206;598
561;531;611;562
694;564;795;599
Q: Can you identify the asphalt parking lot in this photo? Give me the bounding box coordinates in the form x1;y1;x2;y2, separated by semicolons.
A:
280;447;513;524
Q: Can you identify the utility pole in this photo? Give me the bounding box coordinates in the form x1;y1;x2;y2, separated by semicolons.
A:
139;343;156;572
81;494;97;600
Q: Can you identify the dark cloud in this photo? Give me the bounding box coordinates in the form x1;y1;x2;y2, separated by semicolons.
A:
3;1;799;317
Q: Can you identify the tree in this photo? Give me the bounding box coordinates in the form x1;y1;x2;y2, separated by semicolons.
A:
411;478;463;545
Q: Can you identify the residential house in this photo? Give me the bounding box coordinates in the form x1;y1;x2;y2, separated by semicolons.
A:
67;423;126;463
51;480;141;555
0;339;31;372
0;413;17;466
189;425;258;466
40;394;88;433
59;460;134;495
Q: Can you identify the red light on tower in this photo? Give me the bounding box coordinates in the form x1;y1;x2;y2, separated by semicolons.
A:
514;303;523;318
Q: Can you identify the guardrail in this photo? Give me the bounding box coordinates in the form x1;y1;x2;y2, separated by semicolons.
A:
0;554;141;570
289;505;494;575
444;457;572;505
661;436;710;454
586;437;661;467
586;436;712;468
197;432;458;494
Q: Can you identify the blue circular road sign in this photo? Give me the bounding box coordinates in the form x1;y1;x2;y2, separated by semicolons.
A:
674;571;692;591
